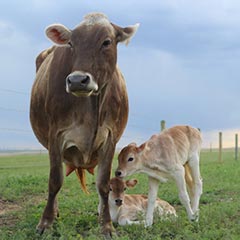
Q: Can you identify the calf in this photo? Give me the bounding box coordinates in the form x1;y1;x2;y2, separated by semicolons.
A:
105;177;176;226
116;125;202;226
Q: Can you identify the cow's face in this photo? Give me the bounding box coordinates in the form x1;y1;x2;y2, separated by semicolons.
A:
45;13;139;97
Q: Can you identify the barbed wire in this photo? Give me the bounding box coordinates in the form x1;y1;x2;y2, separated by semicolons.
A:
0;128;32;133
0;106;28;113
0;88;29;95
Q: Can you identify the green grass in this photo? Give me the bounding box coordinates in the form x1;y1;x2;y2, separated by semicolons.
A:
0;151;240;239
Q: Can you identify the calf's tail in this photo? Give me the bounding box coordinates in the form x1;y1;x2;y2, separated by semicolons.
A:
184;163;194;198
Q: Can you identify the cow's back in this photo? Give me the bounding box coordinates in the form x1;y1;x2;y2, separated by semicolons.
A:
30;49;55;148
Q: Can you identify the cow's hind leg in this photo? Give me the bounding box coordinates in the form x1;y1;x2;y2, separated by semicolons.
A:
36;142;63;234
188;153;202;218
172;165;196;221
97;140;115;238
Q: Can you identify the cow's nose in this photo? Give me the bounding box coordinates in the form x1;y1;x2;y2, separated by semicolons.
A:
66;74;90;89
115;170;122;177
115;199;123;206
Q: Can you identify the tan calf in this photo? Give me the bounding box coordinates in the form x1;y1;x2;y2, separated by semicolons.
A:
104;177;176;226
116;125;202;226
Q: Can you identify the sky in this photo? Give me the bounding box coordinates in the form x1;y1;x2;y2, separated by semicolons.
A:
0;0;240;150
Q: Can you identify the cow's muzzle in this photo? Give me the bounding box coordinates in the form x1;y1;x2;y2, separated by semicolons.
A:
66;71;98;97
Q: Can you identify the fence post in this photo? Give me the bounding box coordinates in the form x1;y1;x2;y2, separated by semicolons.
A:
235;133;238;161
160;120;166;132
218;132;222;162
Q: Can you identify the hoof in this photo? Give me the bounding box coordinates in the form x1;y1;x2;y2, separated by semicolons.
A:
101;223;116;239
36;217;54;235
190;210;199;222
36;226;45;235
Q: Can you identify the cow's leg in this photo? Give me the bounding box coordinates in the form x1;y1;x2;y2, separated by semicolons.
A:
188;153;202;217
172;165;196;221
145;176;159;227
97;142;115;237
36;141;63;234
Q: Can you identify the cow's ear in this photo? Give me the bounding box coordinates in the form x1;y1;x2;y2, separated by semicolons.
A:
113;23;140;46
125;179;138;188
45;24;72;45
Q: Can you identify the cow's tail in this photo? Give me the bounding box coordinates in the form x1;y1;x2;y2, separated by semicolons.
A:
75;167;95;194
75;168;89;194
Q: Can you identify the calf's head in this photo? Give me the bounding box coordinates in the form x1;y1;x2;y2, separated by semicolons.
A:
109;177;138;206
45;13;139;97
115;142;146;178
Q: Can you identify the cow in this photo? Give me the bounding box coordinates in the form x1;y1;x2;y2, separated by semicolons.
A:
30;12;139;237
105;177;176;226
115;125;202;227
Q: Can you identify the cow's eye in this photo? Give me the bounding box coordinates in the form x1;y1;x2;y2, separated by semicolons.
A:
128;157;134;162
124;187;127;191
109;188;112;191
102;38;112;48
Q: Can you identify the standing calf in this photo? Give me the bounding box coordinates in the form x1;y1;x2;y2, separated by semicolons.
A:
105;177;176;226
115;125;202;226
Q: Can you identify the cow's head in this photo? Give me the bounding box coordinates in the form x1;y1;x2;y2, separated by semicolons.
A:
115;142;146;178
109;177;138;207
45;13;139;97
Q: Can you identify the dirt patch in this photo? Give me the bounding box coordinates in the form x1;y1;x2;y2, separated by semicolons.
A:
0;199;22;227
0;199;21;216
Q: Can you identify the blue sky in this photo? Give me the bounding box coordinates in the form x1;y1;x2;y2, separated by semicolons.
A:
0;0;239;150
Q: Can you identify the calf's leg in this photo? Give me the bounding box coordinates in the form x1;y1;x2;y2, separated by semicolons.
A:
36;142;63;234
145;176;159;227
172;166;196;221
188;153;202;216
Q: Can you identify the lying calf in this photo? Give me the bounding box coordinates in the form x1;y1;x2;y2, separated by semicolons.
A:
116;125;202;226
106;177;176;226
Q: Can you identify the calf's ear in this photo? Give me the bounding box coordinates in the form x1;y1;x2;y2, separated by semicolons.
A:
45;24;72;45
113;23;140;45
137;143;146;153
125;179;138;188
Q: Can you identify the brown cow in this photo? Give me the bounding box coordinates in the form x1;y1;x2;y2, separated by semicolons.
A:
30;12;139;237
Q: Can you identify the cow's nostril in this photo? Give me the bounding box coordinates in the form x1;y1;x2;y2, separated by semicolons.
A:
67;77;72;86
81;75;90;85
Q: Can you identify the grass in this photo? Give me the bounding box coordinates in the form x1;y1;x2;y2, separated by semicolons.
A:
0;151;240;239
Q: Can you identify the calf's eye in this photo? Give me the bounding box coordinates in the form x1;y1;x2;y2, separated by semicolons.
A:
128;157;134;162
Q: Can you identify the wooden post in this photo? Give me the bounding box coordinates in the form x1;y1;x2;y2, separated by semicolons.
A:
218;132;222;162
160;120;166;132
235;133;238;161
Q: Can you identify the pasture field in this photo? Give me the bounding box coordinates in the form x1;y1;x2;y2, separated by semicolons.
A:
0;151;239;239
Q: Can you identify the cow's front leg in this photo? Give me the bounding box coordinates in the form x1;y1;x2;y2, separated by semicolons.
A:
36;141;63;234
96;143;115;238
